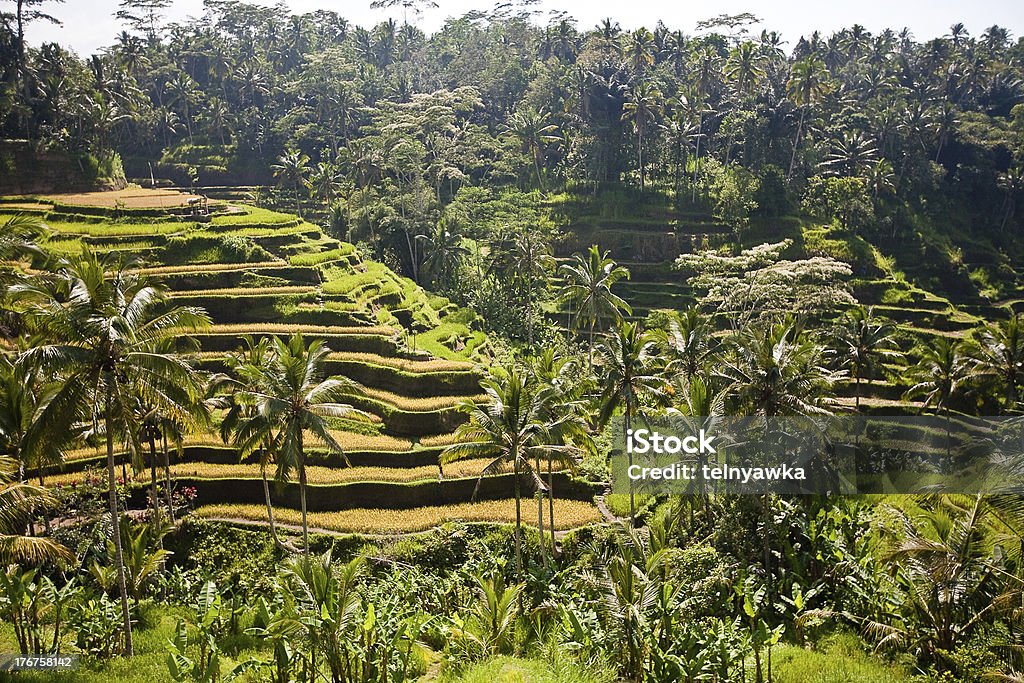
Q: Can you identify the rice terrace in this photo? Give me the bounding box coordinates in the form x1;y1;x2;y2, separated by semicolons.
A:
2;0;1024;681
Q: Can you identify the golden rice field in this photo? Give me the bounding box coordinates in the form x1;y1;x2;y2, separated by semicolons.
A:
360;386;486;412
193;323;398;336
419;433;465;448
46;457;536;487
168;285;317;297
193;498;604;534
136;261;286;275
60;430;439;463
328;352;476;373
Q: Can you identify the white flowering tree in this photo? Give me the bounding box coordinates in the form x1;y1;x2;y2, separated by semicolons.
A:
675;240;856;325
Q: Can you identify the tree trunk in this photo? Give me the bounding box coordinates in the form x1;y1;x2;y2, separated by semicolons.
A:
691;111;703;202
547;457;556;550
788;108;806;180
533;148;546;193
261;461;283;549
298;432;309;554
535;455;546;566
638;130;644;192
626;410;635;524
162;432;175;524
148;435;160;531
105;386;134;656
513;455;522;575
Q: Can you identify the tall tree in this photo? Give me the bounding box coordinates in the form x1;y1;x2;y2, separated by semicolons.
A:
441;365;560;574
504;109;561;193
786;56;830;179
558;246;632;364
232;334;366;553
14;249;209;656
905;337;973;463
622;81;663;192
834;306;900;411
596;321;665;524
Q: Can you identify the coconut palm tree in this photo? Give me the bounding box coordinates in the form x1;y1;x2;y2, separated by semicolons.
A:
668;374;726;521
970;314;1024;408
440;365;559;574
719;319;840;418
504;109;561;193
272;149;311;217
0;456;72;565
596;321;666;524
306;161;343;208
622;81;663;192
212;336;295;551
558;246;632;365
864;495;1019;667
786;57;830;179
529;350;592;553
232;333;366;553
905;337;973;463
1;214;47;335
835;306;900;411
657;306;715;384
0;357;64;489
13;249;209;656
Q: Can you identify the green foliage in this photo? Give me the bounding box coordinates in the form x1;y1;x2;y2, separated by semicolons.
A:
772;633;912;683
450;655;615;683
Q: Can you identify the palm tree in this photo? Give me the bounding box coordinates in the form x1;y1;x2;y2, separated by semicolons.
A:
821;132;880;177
510;228;555;346
719;319;840;418
504;109;561;193
905;338;973;463
1;215;47;336
272;149;311;217
306;161;343;208
558;246;632;364
622;81;663;192
440;365;557;574
725;42;766;99
232;334;366;553
0;213;46;265
656;306;714;384
0;357;64;491
0;456;72;565
419;223;470;292
866;496;1014;666
596;321;665;524
786;57;830;179
623;28;655;74
970;315;1024;409
212;337;293;551
669;375;725;520
529;350;592;552
14;249;209;656
835;306;900;411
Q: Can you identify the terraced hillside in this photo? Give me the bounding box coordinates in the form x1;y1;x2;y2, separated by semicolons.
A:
546;191;1015;416
1;191;602;534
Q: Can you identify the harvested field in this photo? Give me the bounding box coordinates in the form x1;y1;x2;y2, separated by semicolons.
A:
44;187;205;208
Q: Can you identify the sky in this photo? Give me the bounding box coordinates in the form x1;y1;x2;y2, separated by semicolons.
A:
21;0;1024;57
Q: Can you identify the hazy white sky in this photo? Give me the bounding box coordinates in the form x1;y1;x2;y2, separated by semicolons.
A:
23;0;1024;56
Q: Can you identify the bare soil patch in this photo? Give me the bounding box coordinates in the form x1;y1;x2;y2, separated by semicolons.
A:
44;187;203;209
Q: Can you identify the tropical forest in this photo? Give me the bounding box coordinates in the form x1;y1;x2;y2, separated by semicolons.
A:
1;0;1024;680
